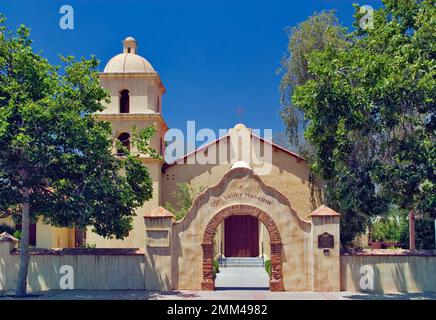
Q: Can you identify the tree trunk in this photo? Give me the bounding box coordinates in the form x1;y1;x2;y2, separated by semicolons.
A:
409;209;416;251
15;187;30;297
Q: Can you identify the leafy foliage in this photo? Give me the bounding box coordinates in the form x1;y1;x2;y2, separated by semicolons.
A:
0;15;158;295
414;217;436;249
279;10;348;151
371;209;408;243
13;230;21;240
289;0;435;244
164;183;205;221
213;260;220;274
264;259;272;278
0;16;157;238
399;216;436;249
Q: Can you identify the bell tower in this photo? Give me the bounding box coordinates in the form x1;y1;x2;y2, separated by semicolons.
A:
89;37;168;248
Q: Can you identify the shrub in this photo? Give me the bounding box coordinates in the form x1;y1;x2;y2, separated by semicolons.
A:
371;209;408;243
13;230;21;240
371;208;435;249
264;259;272;278
164;183;205;221
213;260;220;274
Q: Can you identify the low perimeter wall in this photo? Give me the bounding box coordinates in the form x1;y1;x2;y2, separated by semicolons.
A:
2;239;436;293
0;242;146;292
341;250;436;293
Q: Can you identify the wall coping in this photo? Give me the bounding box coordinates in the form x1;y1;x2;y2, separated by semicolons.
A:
341;249;436;257
10;248;145;256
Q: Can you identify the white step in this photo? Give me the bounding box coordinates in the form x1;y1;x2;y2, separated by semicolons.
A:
218;257;265;268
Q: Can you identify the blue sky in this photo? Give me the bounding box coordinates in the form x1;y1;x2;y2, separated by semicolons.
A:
1;0;382;142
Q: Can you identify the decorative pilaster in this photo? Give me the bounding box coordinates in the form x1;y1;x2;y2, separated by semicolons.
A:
269;242;284;291
310;205;341;292
143;207;175;291
201;242;215;290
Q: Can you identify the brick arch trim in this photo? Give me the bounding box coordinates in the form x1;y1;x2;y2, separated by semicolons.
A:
201;204;284;291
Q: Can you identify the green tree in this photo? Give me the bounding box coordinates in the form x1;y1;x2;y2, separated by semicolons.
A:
279;10;348;151
371;208;408;243
0;17;158;296
164;183;205;221
291;0;435;244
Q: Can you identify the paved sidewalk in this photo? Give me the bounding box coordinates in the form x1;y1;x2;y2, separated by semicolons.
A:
1;289;435;300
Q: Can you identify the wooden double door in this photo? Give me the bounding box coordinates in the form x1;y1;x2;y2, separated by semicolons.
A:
224;215;259;257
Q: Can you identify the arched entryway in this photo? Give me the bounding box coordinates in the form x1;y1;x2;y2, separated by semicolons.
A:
201;204;283;291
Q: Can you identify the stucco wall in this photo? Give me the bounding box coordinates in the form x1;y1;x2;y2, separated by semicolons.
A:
0;244;146;292
162;133;322;221
36;220;74;248
98;76;163;114
3;243;436;293
93;114;167;158
340;251;436;293
144;217;173;291
172;167;313;291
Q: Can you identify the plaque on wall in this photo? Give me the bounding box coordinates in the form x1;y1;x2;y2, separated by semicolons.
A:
318;232;334;249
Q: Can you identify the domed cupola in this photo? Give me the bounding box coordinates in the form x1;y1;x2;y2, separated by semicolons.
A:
103;37;156;74
98;37;166;115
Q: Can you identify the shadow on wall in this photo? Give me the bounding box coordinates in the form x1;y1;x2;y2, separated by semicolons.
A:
1;244;148;292
0;254;6;290
171;231;180;290
28;254;146;291
0;240;17;291
341;254;436;293
145;246;172;291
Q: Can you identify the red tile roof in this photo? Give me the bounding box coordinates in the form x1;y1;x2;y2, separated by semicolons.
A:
310;205;340;217
144;206;175;218
0;232;19;242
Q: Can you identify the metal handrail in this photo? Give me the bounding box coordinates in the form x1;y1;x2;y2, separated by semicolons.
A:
261;241;264;266
220;240;223;268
